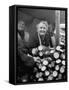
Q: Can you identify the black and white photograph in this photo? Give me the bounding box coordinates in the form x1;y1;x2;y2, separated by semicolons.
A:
9;5;67;85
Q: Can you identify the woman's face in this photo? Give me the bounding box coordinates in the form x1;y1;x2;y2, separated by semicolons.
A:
37;22;48;35
18;21;25;31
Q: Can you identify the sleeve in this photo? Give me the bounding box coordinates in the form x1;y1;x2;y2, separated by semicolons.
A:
49;31;56;47
48;24;54;37
18;35;35;67
50;31;54;37
47;30;54;47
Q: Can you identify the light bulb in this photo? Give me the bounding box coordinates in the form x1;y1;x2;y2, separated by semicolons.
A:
56;59;61;64
55;65;59;70
62;60;65;65
52;71;58;77
45;71;50;76
60;66;65;73
43;60;48;65
41;66;46;71
53;52;59;59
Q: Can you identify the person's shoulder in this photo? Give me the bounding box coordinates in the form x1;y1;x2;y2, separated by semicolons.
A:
45;30;50;35
45;30;53;38
18;33;22;41
24;31;30;42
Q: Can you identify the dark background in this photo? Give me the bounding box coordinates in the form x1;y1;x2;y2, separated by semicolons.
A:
18;8;65;26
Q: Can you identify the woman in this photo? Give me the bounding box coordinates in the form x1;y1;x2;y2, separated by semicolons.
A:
36;21;56;48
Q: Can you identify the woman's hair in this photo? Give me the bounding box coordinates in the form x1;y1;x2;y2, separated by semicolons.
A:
36;21;48;31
